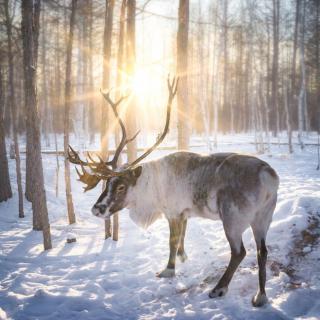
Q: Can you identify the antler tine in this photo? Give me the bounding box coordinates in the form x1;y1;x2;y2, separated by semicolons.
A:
68;145;90;167
167;74;179;97
75;164;102;192
128;75;179;168
87;152;96;164
101;89;132;169
75;166;83;180
100;88;130;110
126;130;140;143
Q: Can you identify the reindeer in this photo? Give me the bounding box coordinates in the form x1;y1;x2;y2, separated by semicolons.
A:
68;76;279;307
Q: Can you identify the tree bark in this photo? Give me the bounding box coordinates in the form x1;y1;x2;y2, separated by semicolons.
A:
197;4;211;150
4;0;24;216
112;0;127;242
21;0;52;249
177;0;189;150
284;82;293;153
298;0;307;149
222;0;229;132
0;56;12;203
24;0;41;202
87;0;95;143
126;0;138;161
101;0;115;160
271;0;280;136
101;0;115;239
40;7;50;147
64;0;77;225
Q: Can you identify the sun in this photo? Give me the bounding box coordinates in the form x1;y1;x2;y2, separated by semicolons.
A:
131;69;150;97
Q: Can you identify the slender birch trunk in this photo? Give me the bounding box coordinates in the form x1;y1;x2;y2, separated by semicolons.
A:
101;0;115;239
64;0;77;225
177;0;189;150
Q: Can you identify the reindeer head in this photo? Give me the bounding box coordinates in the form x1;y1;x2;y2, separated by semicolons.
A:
91;166;142;218
68;76;178;219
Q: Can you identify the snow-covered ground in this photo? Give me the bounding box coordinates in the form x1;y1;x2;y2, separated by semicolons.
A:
1;133;320;320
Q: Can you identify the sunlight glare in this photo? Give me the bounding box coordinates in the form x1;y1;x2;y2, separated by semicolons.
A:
132;69;150;97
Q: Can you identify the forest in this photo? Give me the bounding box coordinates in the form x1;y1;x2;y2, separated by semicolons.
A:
0;0;320;319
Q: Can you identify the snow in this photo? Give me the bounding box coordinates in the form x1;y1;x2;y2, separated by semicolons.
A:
1;132;320;320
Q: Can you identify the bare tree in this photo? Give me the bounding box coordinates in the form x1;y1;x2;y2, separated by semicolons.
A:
298;0;308;149
87;0;95;143
101;0;115;239
126;0;138;161
271;0;280;136
196;2;212;150
177;0;189;149
283;81;293;153
4;0;23;216
222;0;230;133
21;0;52;250
24;0;40;203
64;0;77;225
101;0;115;159
112;0;127;241
54;14;61;197
0;54;12;203
40;7;50;147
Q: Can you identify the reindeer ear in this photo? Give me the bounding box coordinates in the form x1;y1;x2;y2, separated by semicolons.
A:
132;166;142;179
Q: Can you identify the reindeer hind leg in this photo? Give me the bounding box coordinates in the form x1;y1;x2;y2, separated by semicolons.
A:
250;198;275;307
209;205;248;298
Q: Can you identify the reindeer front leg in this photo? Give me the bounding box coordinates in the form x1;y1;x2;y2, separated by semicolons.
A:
157;218;183;278
177;219;188;262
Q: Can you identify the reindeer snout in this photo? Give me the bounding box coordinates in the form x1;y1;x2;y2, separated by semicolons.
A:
92;204;107;215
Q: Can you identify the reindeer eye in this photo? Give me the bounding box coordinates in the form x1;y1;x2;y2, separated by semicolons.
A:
117;184;126;193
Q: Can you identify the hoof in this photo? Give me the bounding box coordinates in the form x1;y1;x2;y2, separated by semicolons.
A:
209;286;228;298
156;268;175;278
177;251;188;263
252;292;268;307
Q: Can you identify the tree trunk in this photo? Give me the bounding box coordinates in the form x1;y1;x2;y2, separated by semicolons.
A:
64;0;77;225
4;0;24;216
197;5;211;150
260;78;271;152
88;0;95;144
177;0;189;150
21;0;52;250
283;82;293;153
101;0;115;159
40;7;50;147
222;0;229;133
101;0;115;239
112;0;127;242
211;2;220;147
298;0;307;149
24;0;41;203
54;13;61;197
271;0;280;136
291;0;300;130
0;56;12;203
126;0;138;161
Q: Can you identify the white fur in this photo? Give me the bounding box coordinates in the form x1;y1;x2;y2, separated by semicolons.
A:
125;158;216;229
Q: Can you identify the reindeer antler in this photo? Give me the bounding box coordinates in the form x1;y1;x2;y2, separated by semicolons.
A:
68;75;179;191
100;90;140;169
